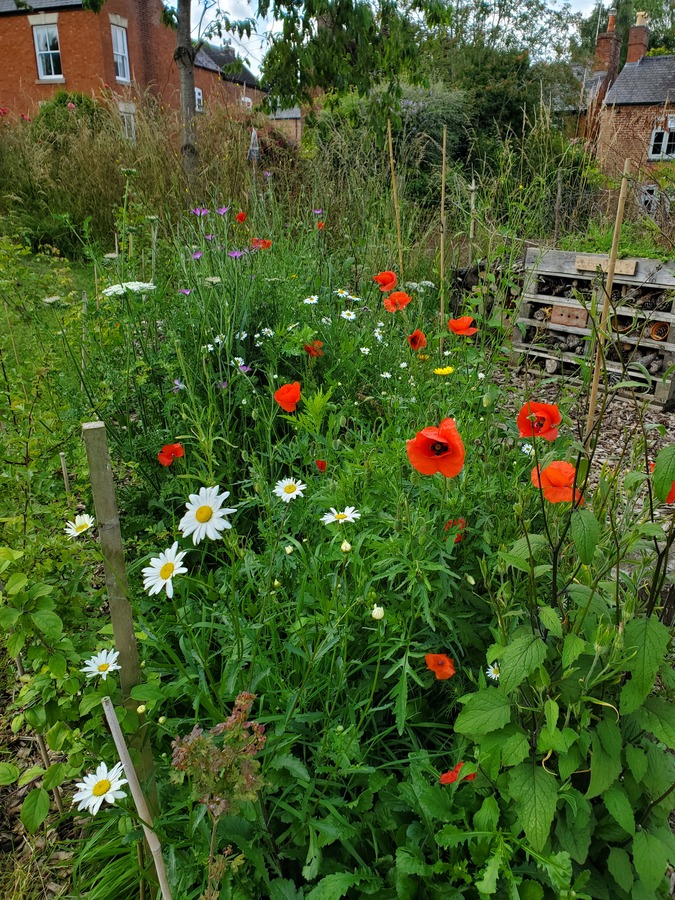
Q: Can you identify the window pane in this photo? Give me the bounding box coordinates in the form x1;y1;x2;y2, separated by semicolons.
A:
651;131;664;156
34;26;61;78
666;132;675;156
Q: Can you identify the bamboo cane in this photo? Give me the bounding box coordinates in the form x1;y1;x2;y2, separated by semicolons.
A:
468;176;476;269
102;698;172;900
439;125;447;358
584;158;632;448
59;452;70;495
387;120;404;284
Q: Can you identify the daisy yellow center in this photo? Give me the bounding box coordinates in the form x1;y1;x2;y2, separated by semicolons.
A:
92;778;111;797
75;522;89;533
195;505;213;523
283;484;297;494
492;665;500;675
159;562;175;580
334;513;348;521
97;663;110;672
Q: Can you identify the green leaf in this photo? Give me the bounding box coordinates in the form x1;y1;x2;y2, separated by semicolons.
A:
604;786;635;835
269;753;311;783
635;697;675;748
508;763;558;852
499;551;531;573
518;883;544;900
621;617;670;714
18;765;45;787
501;731;530;768
49;653;67;679
306;873;363;899
475;850;501;894
562;633;587;669
608;847;634;894
269;878;303;900
539;606;562;638
454;689;512;737
29;609;63;641
7;629;26;657
0;607;21;628
43;762;66;791
0;762;20;785
652;444;675;502
570;509;600;565
21;787;50;833
556;806;591;864
586;723;621;799
5;572;28;595
78;690;107;717
474;795;500;833
499;635;547;694
625;744;648;782
632;830;670;891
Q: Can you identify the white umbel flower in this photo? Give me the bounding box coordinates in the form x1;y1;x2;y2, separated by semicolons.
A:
72;761;127;815
102;282;156;297
273;478;307;503
142;542;188;598
65;514;95;538
486;663;500;681
178;486;236;545
80;649;121;681
320;507;361;525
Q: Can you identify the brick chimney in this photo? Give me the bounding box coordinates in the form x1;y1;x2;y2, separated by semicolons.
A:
592;8;621;76
626;11;650;63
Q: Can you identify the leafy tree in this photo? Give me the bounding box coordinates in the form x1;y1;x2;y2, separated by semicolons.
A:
572;1;675;64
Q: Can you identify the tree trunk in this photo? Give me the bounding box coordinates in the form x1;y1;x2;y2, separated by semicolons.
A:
175;0;198;182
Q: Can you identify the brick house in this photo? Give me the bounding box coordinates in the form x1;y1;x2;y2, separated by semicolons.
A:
572;7;621;142
0;0;265;126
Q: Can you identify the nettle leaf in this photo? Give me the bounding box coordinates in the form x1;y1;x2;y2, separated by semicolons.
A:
454;689;512;737
607;847;634;894
635;697;675;749
621;617;670;714
586;720;622;799
555;804;591;864
570;509;600;565
21;787;50;834
508;764;559;852
604;785;635;835
562;633;587;669
269;754;311;783
652;444;675;502
539;606;562;638
474;795;500;833
632;830;670;892
499;635;547;694
624;744;648;782
501;730;530;768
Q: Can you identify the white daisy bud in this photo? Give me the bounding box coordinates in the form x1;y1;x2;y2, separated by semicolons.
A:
371;604;385;620
136;705;146;714
285;545;294;555
341;540;352;553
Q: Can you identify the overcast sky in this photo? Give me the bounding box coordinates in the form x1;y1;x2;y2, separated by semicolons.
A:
194;0;601;77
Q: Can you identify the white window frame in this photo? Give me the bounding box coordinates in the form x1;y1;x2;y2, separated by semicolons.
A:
111;24;130;83
195;87;203;113
648;122;675;161
33;24;62;80
118;101;136;143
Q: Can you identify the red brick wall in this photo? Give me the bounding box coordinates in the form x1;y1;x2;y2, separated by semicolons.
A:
597;103;668;179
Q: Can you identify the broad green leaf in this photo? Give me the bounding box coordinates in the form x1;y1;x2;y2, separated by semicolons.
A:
474;796;500;833
269;878;303;900
21;787;50;833
604;786;635;835
78;690;107;717
632;830;670;891
43;762;66;791
539;851;573;892
539;606;562;638
49;653;67;679
570;509;600;565
269;753;311;783
544;699;559;732
638;522;667;538
558;745;583;782
5;572;28;595
7;629;26;658
562;633;587;669
454;689;512;736
501;731;530;768
475;850;501;894
635;697;675;748
652;444;675;502
625;744;648;782
608;847;634;893
510;534;549;560
0;762;20;785
621;617;670;714
499;635;547;694
18;765;45;787
306;873;364;899
586;723;621;799
508;764;558;852
499;551;531;574
0;607;21;628
555;806;591;864
395;847;431;876
518;883;544;900
29;609;63;641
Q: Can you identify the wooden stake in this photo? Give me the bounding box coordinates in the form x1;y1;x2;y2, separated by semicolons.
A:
387;120;404;284
553;167;563;246
59;452;71;499
468;176;477;268
102;698;172;900
81;422;141;698
584;158;632;447
439;125;447;358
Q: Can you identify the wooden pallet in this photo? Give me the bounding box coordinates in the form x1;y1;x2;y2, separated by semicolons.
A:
510;249;675;408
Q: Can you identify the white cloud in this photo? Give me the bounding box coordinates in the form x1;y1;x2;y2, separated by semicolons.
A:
190;0;279;77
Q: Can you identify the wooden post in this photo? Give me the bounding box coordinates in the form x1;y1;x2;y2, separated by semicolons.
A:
584;159;631;447
553;167;563;246
102;698;172;900
387;119;404;285
468;176;477;268
81;422;141;698
439;125;447;358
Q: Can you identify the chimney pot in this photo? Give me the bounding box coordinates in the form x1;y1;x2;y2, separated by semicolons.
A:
607;8;617;31
636;11;648;27
627;12;650;63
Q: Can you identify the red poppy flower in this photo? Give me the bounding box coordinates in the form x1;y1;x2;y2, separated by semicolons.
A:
425;653;456;680
304;340;324;357
384;291;412;313
235;211;247;223
157;443;184;466
373;271;397;292
317;221;325;230
407;329;427;351
516;401;561;442
274;381;301;413
448;316;477;336
444;518;466;544
440;762;475;784
531;461;583;504
315;459;327;473
251;237;272;250
407;418;465;478
0;107;9;116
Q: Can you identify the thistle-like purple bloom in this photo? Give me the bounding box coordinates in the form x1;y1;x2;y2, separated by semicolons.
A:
228;250;244;259
204;234;214;241
179;288;191;295
218;380;228;390
264;171;271;178
192;251;203;260
216;207;229;215
173;379;186;392
239;365;252;374
312;209;323;215
191;207;209;216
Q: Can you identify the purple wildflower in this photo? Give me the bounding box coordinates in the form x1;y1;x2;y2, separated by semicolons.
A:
205;234;214;241
192;251;203;260
173;379;186;392
312;209;323;215
216;207;229;215
228;250;244;259
191;207;209;216
263;171;271;178
218;381;228;390
239;365;252;374
179;288;191;296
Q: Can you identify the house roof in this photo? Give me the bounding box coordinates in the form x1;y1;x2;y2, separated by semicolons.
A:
605;55;675;106
200;44;260;89
0;0;81;11
269;106;302;120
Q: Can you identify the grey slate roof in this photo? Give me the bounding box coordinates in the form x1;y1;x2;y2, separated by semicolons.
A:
0;0;81;11
605;55;675;106
194;50;222;74
201;44;260;89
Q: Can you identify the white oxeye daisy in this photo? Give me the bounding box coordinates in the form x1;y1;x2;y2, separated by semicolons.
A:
262;327;274;338
521;443;534;456
348;295;362;302
214;334;226;345
287;322;300;331
486;663;500;681
80;649;121;681
380;372;392;379
303;296;319;304
321;316;332;325
142;542;188;598
65;514;95;538
320;507;361;525
341;310;357;321
178;486;237;545
72;761;127;816
371;604;384;620
273;478;307;503
360;347;370;355
235;331;248;340
232;356;245;367
333;289;350;297
374;329;384;343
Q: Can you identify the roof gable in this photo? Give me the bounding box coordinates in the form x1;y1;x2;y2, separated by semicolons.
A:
605;55;675;106
0;0;81;12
